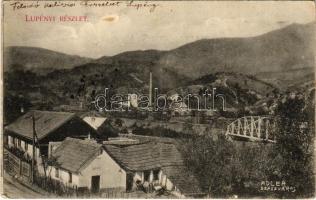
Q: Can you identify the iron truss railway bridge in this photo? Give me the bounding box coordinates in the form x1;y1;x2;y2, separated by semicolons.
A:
226;116;276;143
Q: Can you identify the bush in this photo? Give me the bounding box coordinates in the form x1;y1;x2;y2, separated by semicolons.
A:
179;134;281;198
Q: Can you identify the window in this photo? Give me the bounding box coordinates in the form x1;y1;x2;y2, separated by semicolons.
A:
55;168;59;178
69;172;72;183
25;143;28;151
13;138;16;147
144;171;150;182
18;139;21;148
153;170;160;181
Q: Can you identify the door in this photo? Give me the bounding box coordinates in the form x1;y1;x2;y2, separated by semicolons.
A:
126;173;134;191
91;175;100;193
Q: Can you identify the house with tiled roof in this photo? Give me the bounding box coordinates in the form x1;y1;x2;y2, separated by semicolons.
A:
103;141;204;197
4;110;100;166
47;138;126;193
47;136;204;197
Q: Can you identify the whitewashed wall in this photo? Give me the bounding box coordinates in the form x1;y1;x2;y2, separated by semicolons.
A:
79;150;126;190
47;166;80;187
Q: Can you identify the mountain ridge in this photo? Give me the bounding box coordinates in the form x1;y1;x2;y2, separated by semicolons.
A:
157;22;315;78
4;46;93;74
4;22;315;93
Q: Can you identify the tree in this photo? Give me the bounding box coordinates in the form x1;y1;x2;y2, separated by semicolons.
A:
275;94;315;198
180;133;282;198
180;134;235;197
4;94;32;123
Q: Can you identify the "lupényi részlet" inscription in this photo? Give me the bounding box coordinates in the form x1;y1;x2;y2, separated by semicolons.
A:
25;15;88;22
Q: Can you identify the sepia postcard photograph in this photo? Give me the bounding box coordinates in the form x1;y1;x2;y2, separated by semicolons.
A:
1;0;315;199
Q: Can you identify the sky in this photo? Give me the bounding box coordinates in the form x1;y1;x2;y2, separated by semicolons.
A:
3;1;315;58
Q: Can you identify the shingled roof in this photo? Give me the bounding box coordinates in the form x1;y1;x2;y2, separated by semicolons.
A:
162;165;203;196
5;110;75;140
104;142;183;171
104;141;204;195
51;138;102;173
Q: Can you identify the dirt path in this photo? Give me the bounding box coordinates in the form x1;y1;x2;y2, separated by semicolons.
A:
2;174;46;198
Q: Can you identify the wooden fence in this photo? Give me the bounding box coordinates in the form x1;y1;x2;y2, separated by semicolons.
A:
4;148;32;178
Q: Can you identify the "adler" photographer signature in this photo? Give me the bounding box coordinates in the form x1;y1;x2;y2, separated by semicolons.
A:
260;180;296;193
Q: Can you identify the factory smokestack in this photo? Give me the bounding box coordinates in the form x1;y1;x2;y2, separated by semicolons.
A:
149;72;152;108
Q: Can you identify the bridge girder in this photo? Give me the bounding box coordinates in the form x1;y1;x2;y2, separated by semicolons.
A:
226;116;276;143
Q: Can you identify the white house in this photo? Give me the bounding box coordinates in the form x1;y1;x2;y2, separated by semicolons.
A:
48;137;204;197
47;138;126;193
